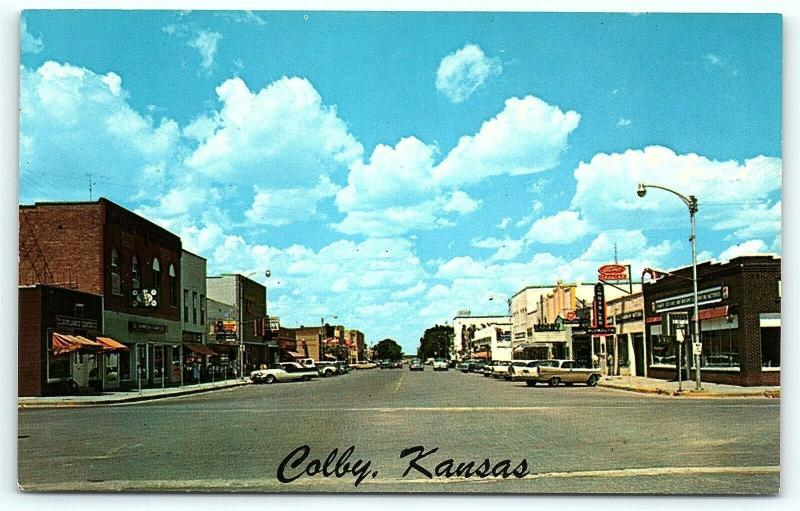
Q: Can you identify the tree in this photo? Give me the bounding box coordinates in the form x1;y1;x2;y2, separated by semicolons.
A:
417;324;454;360
373;338;403;361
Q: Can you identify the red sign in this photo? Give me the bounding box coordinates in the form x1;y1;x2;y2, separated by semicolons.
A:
598;264;629;281
565;310;577;321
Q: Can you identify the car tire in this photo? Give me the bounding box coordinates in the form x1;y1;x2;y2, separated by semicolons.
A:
587;374;599;387
525;380;536;387
548;377;561;387
265;374;276;384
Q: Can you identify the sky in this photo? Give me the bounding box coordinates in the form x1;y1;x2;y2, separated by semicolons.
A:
18;10;782;353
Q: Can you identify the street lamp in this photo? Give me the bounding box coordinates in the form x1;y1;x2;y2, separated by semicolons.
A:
636;183;701;390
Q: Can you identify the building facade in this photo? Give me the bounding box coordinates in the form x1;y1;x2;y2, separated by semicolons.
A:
472;322;512;361
642;255;780;386
606;292;646;376
19;285;105;396
452;314;511;359
20;199;183;390
179;250;207;382
206;274;275;373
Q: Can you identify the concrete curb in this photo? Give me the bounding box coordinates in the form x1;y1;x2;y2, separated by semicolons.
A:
599;382;780;399
18;381;251;409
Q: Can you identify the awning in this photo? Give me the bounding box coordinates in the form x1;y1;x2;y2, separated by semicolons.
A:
473;351;490;359
183;343;218;356
285;351;303;358
95;336;129;352
51;333;103;357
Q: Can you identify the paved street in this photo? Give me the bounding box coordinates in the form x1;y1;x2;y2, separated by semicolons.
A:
18;368;780;493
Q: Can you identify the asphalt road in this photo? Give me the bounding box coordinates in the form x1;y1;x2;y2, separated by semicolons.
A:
18;367;780;494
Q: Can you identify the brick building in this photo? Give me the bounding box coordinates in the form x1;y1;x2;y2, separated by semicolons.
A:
643;255;780;386
19;285;105;396
19;199;183;390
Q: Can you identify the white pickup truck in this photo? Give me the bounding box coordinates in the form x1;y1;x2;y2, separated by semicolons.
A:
514;359;601;387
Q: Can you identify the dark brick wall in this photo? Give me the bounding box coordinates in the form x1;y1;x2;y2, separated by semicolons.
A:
101;200;181;322
19;199;181;322
18;287;43;397
643;256;780;386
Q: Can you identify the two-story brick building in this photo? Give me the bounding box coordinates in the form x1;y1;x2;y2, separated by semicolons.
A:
19;199;183;390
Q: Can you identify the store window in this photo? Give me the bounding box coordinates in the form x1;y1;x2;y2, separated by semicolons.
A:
700;328;739;368
119;349;131;381
183;289;189;322
192;292;198;324
761;327;780;368
131;255;140;289
110;248;121;295
47;339;70;381
649;326;677;366
105;353;119;384
169;264;177;306
152;258;161;293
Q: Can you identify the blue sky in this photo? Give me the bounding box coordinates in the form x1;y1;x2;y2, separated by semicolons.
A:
19;11;782;352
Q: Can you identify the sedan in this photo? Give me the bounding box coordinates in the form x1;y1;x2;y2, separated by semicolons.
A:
410;359;424;371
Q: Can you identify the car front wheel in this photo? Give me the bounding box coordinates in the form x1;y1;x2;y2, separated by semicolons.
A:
548;377;561;387
265;374;276;384
587;374;599;387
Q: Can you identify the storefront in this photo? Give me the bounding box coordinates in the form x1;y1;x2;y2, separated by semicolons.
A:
606;293;646;376
19;285;127;396
643;255;780;386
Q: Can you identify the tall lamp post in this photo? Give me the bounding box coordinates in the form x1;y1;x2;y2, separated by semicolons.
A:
637;183;702;390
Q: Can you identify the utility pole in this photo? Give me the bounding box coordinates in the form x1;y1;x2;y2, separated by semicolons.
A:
87;172;95;201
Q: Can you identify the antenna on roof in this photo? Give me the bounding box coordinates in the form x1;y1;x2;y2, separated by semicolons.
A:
87;172;96;201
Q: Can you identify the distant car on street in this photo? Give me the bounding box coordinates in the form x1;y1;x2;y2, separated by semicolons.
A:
488;360;512;378
410;359;424;371
250;362;318;384
531;359;601;387
432;359;449;371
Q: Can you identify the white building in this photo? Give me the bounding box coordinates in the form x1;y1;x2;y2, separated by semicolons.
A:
472;322;513;361
452;314;510;359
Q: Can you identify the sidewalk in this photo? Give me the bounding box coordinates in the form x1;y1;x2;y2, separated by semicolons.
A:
599;375;780;398
18;379;251;408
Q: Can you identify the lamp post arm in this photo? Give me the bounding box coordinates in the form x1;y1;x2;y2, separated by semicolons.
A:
639;183;697;212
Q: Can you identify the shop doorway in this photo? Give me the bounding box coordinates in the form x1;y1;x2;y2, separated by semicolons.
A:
633;333;645;377
136;343;148;389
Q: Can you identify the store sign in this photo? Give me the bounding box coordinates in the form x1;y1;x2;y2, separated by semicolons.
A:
128;321;167;334
534;323;562;332
269;317;280;331
588;327;616;335
514;332;526;339
653;286;724;313
592;283;606;328
598;264;629;282
614;310;644;324
181;331;202;343
131;288;159;308
56;315;99;330
498;333;512;343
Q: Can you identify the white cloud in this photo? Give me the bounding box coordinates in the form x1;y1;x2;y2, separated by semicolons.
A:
442;190;480;214
435;43;502;103
497;217;511;229
712;201;781;240
434;96;580;186
188;30;222;74
245;175;340;226
703;53;722;66
718;239;768;261
471;237;525;261
617;117;632;127
525;210;590;244
187;76;363;188
334;94;578;236
21;17;43;54
20;62;180;203
571;146;782;233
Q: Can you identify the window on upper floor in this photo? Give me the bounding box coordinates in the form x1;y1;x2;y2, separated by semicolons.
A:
183;289;189;323
200;294;206;325
192;291;198;324
152;258;161;293
131;255;140;290
169;264;177;306
110;248;121;295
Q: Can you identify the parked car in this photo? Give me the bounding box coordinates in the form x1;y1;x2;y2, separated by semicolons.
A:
425;358;435;365
297;358;317;369
432;359;449;371
470;361;488;374
392;360;403;369
534;359;601;387
316;361;339;377
352;361;376;369
250;362;318;384
457;360;472;372
488;360;512;378
508;360;546;382
410;359;424;371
